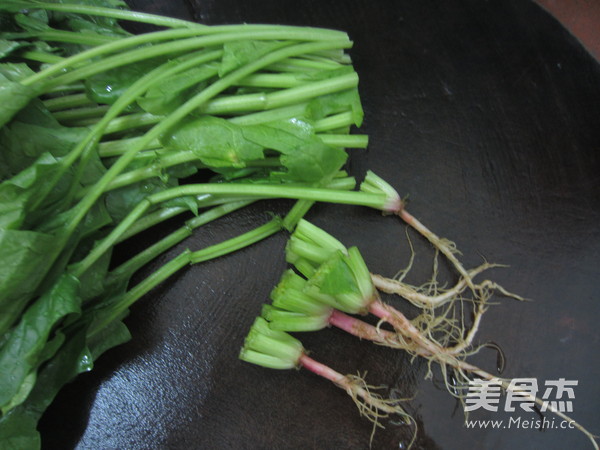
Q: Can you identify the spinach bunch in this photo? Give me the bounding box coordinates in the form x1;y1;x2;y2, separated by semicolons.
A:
0;1;395;447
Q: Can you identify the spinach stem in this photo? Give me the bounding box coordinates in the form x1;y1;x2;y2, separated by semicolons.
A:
88;217;283;337
44;93;94;112
22;28;217;86
106;200;254;286
114;174;355;243
53;105;110;122
30;29;119;46
268;57;342;72
6;0;203;29
314;111;355;132
97;133;367;160
200;71;358;115
19;50;64;64
70;182;386;278
117;196;266;243
10;1;348;41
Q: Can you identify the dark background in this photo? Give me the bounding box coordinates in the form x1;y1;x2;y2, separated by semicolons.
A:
39;1;600;449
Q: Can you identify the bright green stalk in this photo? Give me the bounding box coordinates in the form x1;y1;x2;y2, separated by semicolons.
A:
263;71;357;110
21;28;217;87
3;0;203;29
228;103;308;126
286;237;337;266
95;104;307;136
115;172;355;253
44;93;94;112
100;112;160;134
24;29;119;46
20;21;347;88
98;137;161;157
92;69;357;124
117;195;263;243
293;219;347;254
52;105;109;122
243;317;304;361
200;71;358;115
239;349;297;370
235;73;305;89
148;184;386;209
189;218;282;264
314;111;355;132
270;282;332;316
5;1;349;41
304;51;352;65
267;57;342;72
290;257;319;279
19;50;64;64
88;73;361;134
346;246;375;300
101;157;354;199
261;305;329;332
360;170;403;202
86;178;340;339
105;200;253;288
318;134;368;148
77;123;369;153
47;83;85;94
281;200;316;232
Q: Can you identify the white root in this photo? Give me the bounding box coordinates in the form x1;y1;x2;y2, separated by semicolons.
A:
371;262;526;309
369;299;599;450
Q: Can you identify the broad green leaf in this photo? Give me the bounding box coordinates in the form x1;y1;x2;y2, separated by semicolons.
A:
298;66;355;82
241;118;315;154
0;39;20;59
59;0;129;34
0;69;35;129
84;58;159;106
162;116;264;168
279;140;347;183
0;152;71;229
0;274;81;413
137;63;218;115
63;16;130;37
0;409;39;450
14;10;49;33
219;40;285;77
0;323;95;448
0;113;88;180
0;62;35;81
75;246;112;303
307;88;364;127
86;310;131;360
0;229;60;335
104;172;179;222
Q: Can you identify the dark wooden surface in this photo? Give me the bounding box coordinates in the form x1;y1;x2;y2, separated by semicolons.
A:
39;1;600;449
